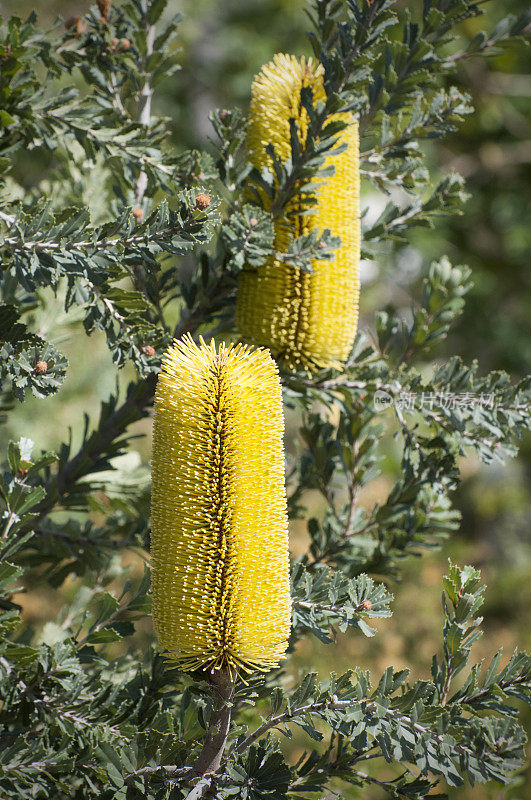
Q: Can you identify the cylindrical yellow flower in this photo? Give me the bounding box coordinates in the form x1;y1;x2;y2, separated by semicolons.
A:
150;335;291;675
236;53;361;372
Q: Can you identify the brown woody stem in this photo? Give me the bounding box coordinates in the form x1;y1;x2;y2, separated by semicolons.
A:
192;666;235;777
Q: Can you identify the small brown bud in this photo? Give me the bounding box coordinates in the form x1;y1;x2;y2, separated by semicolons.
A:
97;0;112;20
119;38;130;51
132;207;144;222
65;16;87;37
142;345;156;357
18;468;29;477
34;361;48;374
360;599;372;611
219;110;228;122
111;37;119;50
195;193;211;211
249;217;258;227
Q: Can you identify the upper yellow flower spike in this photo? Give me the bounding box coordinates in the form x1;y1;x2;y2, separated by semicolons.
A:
150;335;291;675
236;53;361;372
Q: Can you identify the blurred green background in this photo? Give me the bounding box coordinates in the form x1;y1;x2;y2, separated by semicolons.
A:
1;1;530;797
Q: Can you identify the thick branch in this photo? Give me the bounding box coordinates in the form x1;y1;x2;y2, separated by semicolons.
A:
192;667;235;776
179;667;235;800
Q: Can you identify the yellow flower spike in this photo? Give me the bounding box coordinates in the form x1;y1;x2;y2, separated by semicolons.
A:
236;53;361;372
150;334;291;675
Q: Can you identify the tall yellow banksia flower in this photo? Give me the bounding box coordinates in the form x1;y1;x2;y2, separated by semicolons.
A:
236;53;361;372
150;335;291;675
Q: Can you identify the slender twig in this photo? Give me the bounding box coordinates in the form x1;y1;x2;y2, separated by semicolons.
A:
306;516;379;567
135;8;155;204
351;768;413;795
445;32;531;64
1;508;18;543
184;773;217;800
321;481;341;524
21;374;157;536
109;71;126;116
14;676;122;734
37;112;173;179
1;761;55;773
172;272;234;340
234;696;482;762
285;748;384;790
234;697;356;754
1;219;200;254
440;667;454;707
87;281;132;334
344;441;360;538
292;764;413;797
125;765;192;783
75;590;132;650
293;599;371;616
462;673;529;705
35;527;138;549
0;210;16;225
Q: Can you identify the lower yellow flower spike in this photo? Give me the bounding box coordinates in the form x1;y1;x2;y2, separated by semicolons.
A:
150;335;291;675
236;53;361;373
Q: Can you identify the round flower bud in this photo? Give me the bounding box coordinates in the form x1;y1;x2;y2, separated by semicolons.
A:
65;16;87;37
97;0;112;20
195;193;211;211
